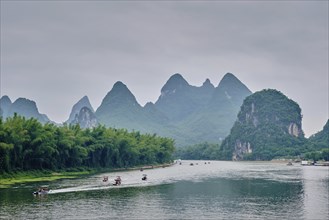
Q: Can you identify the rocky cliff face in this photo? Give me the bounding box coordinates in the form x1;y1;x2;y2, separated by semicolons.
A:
71;106;98;128
288;123;301;137
221;89;305;160
66;96;94;124
232;140;253;161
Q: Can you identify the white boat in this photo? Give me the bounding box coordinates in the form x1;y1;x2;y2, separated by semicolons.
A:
301;161;309;166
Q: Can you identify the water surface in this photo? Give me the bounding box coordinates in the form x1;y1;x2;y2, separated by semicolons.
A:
0;161;328;219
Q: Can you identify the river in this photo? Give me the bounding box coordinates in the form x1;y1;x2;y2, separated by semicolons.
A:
0;161;328;219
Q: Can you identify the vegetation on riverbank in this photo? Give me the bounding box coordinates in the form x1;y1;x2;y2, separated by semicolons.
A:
175;142;329;162
0;115;175;177
174;142;221;160
0;169;92;188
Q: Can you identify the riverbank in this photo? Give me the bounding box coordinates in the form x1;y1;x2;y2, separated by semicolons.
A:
0;170;93;188
0;163;174;188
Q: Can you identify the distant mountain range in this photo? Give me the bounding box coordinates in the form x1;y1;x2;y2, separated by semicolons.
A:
176;89;328;161
1;72;327;148
0;96;50;124
93;73;251;146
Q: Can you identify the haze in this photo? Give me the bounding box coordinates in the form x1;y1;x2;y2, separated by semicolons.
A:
0;1;328;137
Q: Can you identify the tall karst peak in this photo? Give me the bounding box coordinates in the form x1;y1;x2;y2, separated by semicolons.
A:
107;81;138;103
9;97;50;123
75;96;93;111
13;97;38;109
221;89;304;161
0;95;12;118
211;72;252;104
67;95;94;124
96;81;141;118
202;78;215;89
95;81;153;132
161;73;189;95
0;95;12;104
80;95;91;105
112;81;128;91
236;89;303;136
108;81;137;101
71;106;98;129
217;72;248;89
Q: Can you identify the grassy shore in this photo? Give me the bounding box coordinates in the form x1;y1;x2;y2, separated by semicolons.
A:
0;170;94;188
0;163;174;188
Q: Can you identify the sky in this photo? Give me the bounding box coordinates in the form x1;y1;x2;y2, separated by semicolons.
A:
0;0;328;137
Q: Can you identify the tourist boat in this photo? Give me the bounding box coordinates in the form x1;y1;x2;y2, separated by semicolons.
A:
33;186;50;195
113;176;121;186
301;161;309;166
103;176;109;182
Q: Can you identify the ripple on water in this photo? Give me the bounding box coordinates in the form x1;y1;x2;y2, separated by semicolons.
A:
0;161;328;220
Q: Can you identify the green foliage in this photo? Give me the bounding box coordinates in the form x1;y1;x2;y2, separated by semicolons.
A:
308;120;329;150
220;89;308;161
174;142;221;160
0;116;175;174
321;148;329;161
304;148;329;161
238;89;302;130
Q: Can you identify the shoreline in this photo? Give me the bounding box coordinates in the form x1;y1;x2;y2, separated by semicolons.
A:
0;162;174;189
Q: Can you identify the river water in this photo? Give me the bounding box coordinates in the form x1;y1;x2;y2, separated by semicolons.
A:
0;161;328;219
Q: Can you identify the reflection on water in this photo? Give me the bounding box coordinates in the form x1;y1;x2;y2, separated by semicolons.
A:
0;161;328;219
302;166;329;220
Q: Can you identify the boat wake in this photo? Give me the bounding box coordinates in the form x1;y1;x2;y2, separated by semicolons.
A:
49;182;160;194
45;161;301;195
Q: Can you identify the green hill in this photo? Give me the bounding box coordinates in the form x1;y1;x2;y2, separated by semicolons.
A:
220;89;306;160
308;120;329;149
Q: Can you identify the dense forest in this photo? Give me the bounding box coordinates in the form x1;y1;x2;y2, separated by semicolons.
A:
175;118;329;162
175;140;329;161
0;114;175;174
174;142;221;160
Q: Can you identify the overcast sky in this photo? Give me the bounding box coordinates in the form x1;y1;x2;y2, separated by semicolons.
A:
1;1;328;137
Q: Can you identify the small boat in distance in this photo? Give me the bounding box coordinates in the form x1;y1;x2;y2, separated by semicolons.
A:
103;176;109;182
33;186;50;195
142;174;147;181
113;176;121;186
